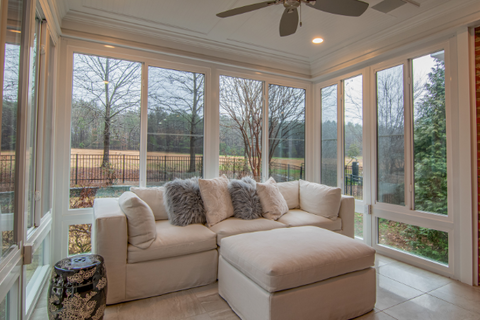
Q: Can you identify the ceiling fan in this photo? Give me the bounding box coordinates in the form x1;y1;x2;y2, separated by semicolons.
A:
216;0;370;37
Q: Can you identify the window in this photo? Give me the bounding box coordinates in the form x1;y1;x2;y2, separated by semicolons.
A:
219;75;263;181
376;65;405;205
1;0;23;258
321;85;338;187
268;84;305;182
69;53;142;208
25;237;49;310
147;67;205;185
68;224;91;255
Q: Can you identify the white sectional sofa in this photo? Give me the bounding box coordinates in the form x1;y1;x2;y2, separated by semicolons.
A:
93;181;355;305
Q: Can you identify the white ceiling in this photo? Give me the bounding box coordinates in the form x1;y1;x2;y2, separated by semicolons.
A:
53;0;480;78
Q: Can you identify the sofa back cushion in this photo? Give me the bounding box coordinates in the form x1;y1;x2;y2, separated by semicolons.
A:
228;177;263;220
118;191;156;249
164;178;206;226
256;177;289;220
277;180;300;209
199;175;234;227
299;179;342;220
130;187;168;220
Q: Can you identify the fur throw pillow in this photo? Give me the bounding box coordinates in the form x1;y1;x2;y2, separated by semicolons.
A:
228;177;263;220
164;177;206;226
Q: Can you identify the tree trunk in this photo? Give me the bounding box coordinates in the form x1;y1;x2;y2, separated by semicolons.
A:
102;59;111;168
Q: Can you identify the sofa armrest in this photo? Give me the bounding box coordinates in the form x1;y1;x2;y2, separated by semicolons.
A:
338;195;355;238
93;198;128;304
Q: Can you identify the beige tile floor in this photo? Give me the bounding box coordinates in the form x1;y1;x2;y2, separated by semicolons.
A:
32;254;480;320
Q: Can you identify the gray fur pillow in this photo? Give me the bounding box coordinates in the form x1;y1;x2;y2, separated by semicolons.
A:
228;177;263;220
164;177;206;226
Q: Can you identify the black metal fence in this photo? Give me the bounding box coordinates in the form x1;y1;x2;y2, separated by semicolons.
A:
0;155;15;192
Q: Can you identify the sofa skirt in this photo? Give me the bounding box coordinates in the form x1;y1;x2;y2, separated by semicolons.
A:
124;249;218;302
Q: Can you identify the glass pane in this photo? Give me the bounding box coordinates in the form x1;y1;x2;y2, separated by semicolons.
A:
413;51;447;215
268;84;305;182
41;38;55;216
25;237;46;287
70;54;141;208
219;75;263;181
1;0;23;257
377;65;405;205
68;224;92;255
147;67;204;185
378;218;448;265
321;85;337;187
344;75;363;200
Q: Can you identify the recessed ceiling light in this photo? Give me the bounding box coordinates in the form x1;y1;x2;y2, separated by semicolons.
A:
312;38;324;44
104;45;115;48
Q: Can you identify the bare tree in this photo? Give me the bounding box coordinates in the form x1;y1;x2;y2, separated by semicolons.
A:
148;68;204;172
72;54;141;167
220;76;263;179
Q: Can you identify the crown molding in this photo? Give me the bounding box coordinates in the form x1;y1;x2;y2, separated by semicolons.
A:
310;0;480;78
60;10;311;76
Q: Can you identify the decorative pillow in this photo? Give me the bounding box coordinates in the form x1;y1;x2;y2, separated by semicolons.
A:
130;187;168;220
256;177;289;220
163;177;206;226
228;177;263;220
299;179;342;220
118;192;156;249
198;175;234;227
277;180;300;209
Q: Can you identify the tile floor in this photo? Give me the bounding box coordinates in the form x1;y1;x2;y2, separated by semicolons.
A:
31;254;480;320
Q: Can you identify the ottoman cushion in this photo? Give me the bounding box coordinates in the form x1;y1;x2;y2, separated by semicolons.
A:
220;226;375;292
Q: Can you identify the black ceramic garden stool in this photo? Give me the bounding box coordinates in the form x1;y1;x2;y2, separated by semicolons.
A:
48;254;107;320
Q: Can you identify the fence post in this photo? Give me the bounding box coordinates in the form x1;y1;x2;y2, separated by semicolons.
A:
200;156;203;178
75;154;78;185
233;157;236;177
164;156;167;181
287;164;290;181
123;154;126;183
300;165;303;180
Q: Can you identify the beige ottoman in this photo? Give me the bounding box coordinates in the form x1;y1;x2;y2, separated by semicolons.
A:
218;226;376;320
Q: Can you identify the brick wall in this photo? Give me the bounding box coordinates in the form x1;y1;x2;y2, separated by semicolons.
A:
476;27;480;284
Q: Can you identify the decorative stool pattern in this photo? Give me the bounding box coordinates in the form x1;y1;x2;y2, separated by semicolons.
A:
48;254;107;320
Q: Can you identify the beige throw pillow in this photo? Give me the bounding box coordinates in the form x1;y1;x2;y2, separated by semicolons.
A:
118;192;156;249
257;177;289;220
299;180;342;220
130;187;168;220
198;175;234;227
277;180;300;209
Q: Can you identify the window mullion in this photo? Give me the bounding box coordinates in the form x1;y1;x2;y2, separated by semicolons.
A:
139;63;148;188
262;82;269;182
404;60;414;211
338;81;344;189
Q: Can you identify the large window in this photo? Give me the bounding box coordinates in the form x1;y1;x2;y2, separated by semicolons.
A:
219;75;263;181
376;64;405;205
321;85;338;187
1;0;23;259
147;66;204;185
268;84;305;182
69;53;141;208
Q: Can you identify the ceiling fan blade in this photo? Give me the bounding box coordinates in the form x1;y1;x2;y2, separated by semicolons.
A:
307;0;369;17
217;1;278;18
279;8;299;37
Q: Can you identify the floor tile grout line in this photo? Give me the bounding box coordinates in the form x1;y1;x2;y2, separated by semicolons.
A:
424;292;480;316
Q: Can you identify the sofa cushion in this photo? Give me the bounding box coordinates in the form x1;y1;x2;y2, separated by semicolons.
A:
130;187;168;220
118;192;156;249
164;178;206;226
257;177;289;220
220;226;375;293
199;175;235;227
277;181;299;209
209;217;286;246
278;209;342;231
228;177;263;220
127;220;217;263
299;180;342;220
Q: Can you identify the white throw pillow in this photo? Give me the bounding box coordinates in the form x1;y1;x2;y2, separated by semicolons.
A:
130;187;168;220
299;180;342;220
256;177;289;220
277;180;299;209
118;192;156;249
198;175;234;227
